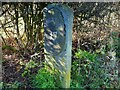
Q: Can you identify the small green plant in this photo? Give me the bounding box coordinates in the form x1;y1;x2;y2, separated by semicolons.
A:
75;49;97;62
21;60;38;77
0;82;3;89
31;68;56;88
71;49;105;88
21;59;61;88
2;81;21;89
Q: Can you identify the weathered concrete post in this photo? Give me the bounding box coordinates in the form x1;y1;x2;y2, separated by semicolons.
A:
43;4;73;88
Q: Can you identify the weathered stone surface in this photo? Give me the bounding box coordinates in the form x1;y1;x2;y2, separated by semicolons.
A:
44;7;65;56
43;4;73;88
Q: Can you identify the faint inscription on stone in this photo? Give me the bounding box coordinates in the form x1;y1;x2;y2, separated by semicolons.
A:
44;7;66;56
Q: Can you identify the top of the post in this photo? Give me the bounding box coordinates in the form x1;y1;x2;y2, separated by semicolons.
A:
43;3;73;19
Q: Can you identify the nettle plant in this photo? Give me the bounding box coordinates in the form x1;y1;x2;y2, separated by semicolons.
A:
31;68;55;88
30;66;62;88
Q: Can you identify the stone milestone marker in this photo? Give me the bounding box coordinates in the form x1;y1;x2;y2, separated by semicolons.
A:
43;4;73;88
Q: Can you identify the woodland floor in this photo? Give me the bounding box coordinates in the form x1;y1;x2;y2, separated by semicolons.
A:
3;53;26;84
